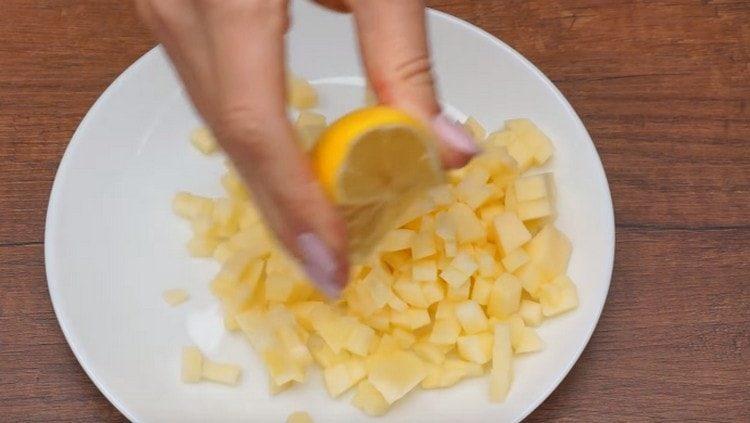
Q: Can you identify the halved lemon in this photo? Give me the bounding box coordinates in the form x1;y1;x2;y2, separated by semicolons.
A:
311;106;444;262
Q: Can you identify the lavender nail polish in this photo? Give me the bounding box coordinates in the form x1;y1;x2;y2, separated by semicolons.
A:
296;233;342;298
431;114;480;155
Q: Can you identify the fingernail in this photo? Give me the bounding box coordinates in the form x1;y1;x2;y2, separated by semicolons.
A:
297;233;343;298
431;114;480;155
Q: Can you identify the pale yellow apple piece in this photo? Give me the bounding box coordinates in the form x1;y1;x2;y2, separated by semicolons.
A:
163;289;189;306
181;346;203;383
367;350;427;404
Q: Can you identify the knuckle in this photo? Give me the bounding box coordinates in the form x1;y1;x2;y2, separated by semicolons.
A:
392;53;434;87
212;105;270;158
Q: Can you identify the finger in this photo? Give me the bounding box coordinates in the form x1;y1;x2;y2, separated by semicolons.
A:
349;0;478;168
135;0;215;117
199;0;348;296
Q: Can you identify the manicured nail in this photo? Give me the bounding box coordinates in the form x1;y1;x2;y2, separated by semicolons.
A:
297;233;342;298
431;114;480;155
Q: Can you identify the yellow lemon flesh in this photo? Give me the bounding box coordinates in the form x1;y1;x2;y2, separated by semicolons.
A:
311;106;443;263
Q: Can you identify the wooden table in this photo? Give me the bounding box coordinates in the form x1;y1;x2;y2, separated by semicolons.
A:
1;1;748;421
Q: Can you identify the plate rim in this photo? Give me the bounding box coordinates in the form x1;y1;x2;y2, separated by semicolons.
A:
45;8;615;422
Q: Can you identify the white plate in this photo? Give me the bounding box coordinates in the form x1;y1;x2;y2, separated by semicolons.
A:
46;3;614;422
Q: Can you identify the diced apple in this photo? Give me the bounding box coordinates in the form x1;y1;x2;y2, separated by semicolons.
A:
286;411;314;423
448;203;486;243
487;273;522;318
476;249;500;278
429;317;462;345
287;74;318;109
471;277;494;306
411;231;437;259
519;300;543;326
394;276;428;308
190;127;218;155
181;346;203;383
412;259;437;282
367;350;427;404
345;323;376;356
412;342;447;364
515;326;543;354
539;275;579;317
391;327;416;349
324;357;366;397
379;229;415;252
202;360;242;386
490;323;512;402
295;111;326;151
463;116;486;141
390;308;430;330
454;300;489;334
525;225;572;281
457;333;493;364
517;198;553;221
352;379;390;416
514;174;548;202
501;248;530;273
163;289;189;306
515;263;545;298
308;333;351;368
493;212;532;254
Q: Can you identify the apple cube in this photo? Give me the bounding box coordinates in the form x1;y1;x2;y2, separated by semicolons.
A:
390;308;430;330
190;127;218;155
287;74;318;109
391;327;416;349
412;259;437;282
411;231;437;259
487;273;522;318
525;225;572;281
202;360;242;386
308;334;351;368
471;277;494;306
463;116;486;141
454;300;489;334
514;174;549;201
490;323;512;402
457;333;493;364
448;203;486;243
324;357;366;397
394;276;428;308
539;275;579;317
515;326;543;354
295;111;326;151
505;118;553;165
519;300;543;326
345;323;376;356
429;317;462;345
163;289;189;306
493;212;532;254
379;229;416;252
517;198;553;221
352;379;391;416
501;248;530;273
181;346;203;383
367;350;427;404
446;281;471;301
286;411;313;423
515;263;545;298
412;342;447;364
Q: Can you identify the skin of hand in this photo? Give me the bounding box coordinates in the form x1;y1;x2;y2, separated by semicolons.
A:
135;0;478;297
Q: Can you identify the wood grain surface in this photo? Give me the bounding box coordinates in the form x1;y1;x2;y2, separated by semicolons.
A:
1;1;748;421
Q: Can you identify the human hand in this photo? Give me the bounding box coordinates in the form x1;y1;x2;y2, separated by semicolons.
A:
135;0;478;297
